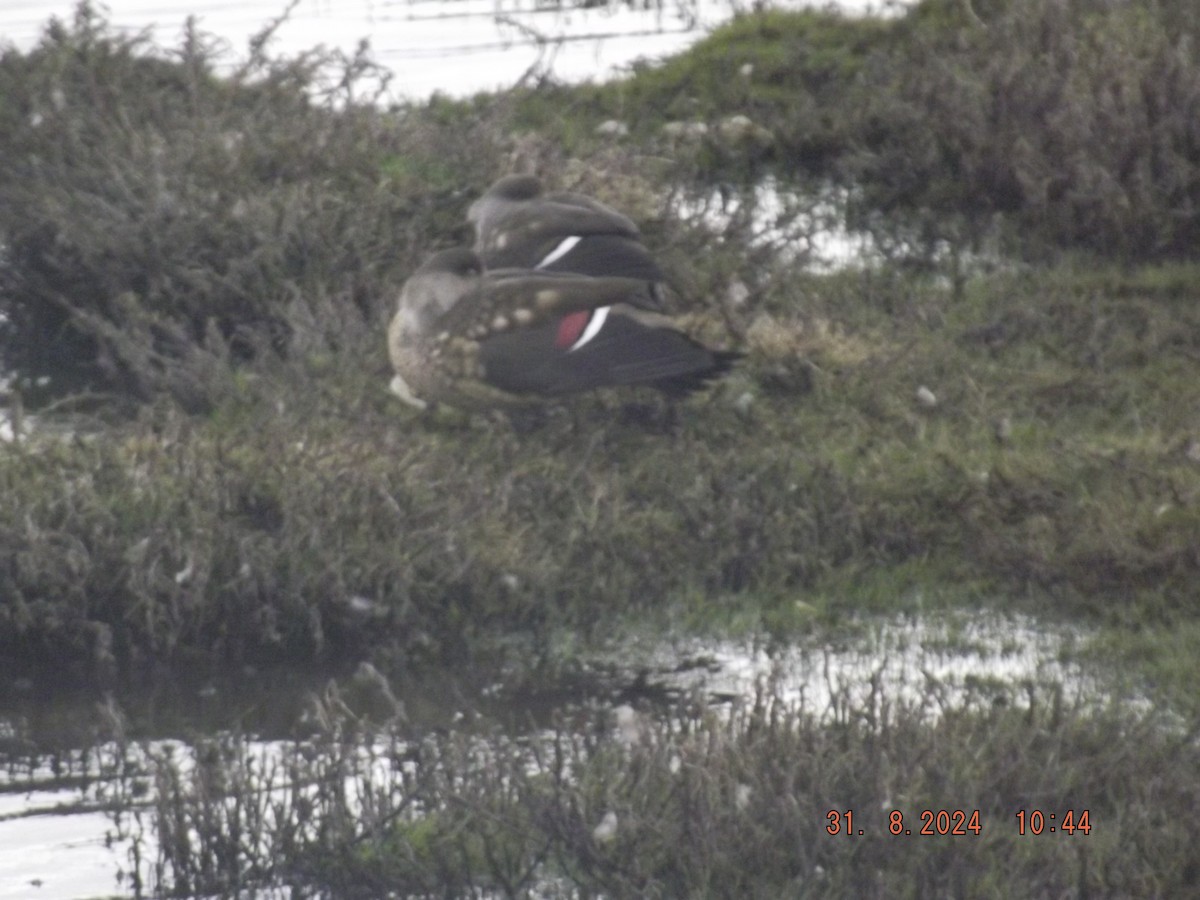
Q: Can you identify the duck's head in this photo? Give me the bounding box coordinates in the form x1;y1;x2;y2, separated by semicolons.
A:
391;247;483;344
467;174;544;236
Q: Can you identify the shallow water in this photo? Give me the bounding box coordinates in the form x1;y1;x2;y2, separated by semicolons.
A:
613;611;1093;716
0;749;135;900
0;610;1098;899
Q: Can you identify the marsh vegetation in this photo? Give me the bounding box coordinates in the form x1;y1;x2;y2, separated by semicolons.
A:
1;0;1199;895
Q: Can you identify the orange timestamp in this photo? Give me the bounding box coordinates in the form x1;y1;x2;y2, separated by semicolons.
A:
826;808;1092;836
826;809;982;836
1015;809;1091;835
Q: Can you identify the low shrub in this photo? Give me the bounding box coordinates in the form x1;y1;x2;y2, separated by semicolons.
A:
0;4;497;407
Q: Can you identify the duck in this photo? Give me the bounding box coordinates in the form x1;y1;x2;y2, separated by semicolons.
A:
387;248;737;411
467;174;665;285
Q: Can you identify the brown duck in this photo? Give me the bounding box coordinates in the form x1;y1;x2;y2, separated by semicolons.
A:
387;178;736;410
388;248;741;410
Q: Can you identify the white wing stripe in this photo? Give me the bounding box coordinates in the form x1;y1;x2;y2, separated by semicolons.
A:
537;235;582;269
569;306;609;352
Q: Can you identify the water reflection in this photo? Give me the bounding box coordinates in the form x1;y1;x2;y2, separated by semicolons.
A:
0;610;1092;898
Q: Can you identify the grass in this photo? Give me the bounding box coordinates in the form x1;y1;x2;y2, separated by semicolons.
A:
102;675;1200;898
2;257;1198;702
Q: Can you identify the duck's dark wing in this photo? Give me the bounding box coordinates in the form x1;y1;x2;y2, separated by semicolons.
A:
480;303;738;398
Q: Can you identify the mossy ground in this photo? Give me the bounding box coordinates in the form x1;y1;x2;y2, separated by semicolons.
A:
3;252;1197;713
